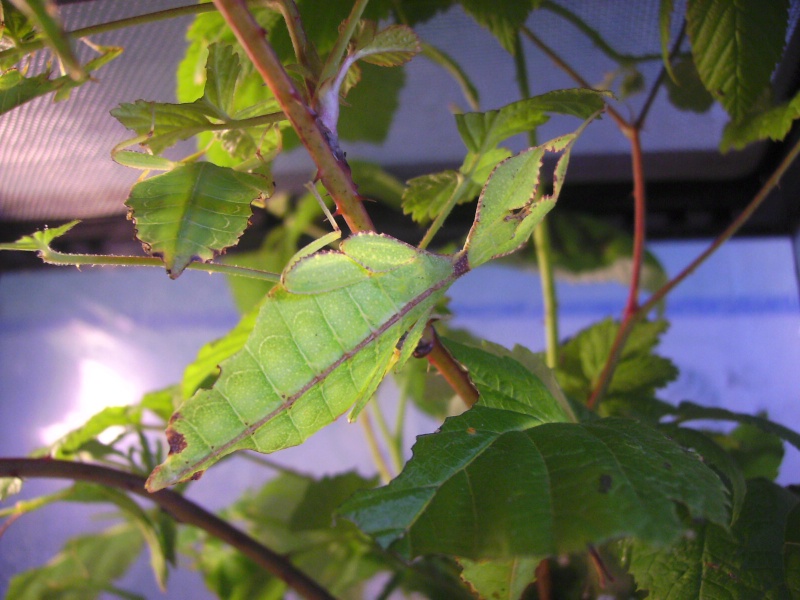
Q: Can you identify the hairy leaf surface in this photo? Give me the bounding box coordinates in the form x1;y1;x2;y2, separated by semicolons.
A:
126;162;270;278
687;0;789;120
341;415;728;559
624;478;798;599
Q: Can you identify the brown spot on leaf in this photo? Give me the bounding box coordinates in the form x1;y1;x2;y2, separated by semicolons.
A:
166;428;187;455
466;427;477;435
190;470;205;481
598;473;612;494
453;252;470;276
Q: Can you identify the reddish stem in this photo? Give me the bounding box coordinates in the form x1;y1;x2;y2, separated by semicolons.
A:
418;324;479;408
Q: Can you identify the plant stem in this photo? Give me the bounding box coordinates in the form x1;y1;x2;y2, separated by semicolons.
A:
0;458;335;600
212;0;375;234
29;249;281;281
359;413;394;483
521;26;629;131
267;0;321;79
541;1;661;66
621;126;646;319
318;0;371;84
420;324;479;408
514;31;560;368
370;402;404;474
0;2;249;64
588;135;800;409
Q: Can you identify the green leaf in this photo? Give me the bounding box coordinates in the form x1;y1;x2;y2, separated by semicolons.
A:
687;0;789;121
458;0;537;54
111;100;215;156
0;69;58;115
125;162;269;278
141;385;180;423
459;557;539;600
625;478;798;599
462;132;580;268
51;405;142;458
7;524;145;600
785;503;800;597
351;21;421;67
341;416;728;559
659;425;747;525
146;233;459;490
665;55;715;113
671;401;800;454
349;160;406;210
10;0;83;80
454;89;606;154
181;303;261;399
202;42;240;116
714;423;785;481
443;338;574;423
721;90;800;152
0;219;79;252
339;62;404;143
658;0;677;83
1;0;35;48
421;41;480;110
402;170;461;224
556;319;678;414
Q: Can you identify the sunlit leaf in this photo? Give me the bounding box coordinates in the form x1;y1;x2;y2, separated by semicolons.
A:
624;478;798;598
0;476;23;500
351;21;421;67
6;524;144;600
0;219;79;252
202;42;240;116
51;405;142;458
125;162;270;278
147;127;590;490
687;0;789;120
454;89;606;154
402;170;460;224
341;416;728;559
111;100;215;156
459;556;539;600
720;90;800;152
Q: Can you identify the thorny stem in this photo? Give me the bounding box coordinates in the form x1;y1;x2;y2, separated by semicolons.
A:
514;31;560;369
212;0;375;234
0;458;335;600
26;249;281;282
420;323;479;408
359;413;394;483
266;0;322;79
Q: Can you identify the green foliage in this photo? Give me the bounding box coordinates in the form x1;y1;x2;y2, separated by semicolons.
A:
7;524;145;599
556;318;678;414
687;0;789;121
3;2;800;598
125;163;271;278
623;478;799;599
342;413;728;558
